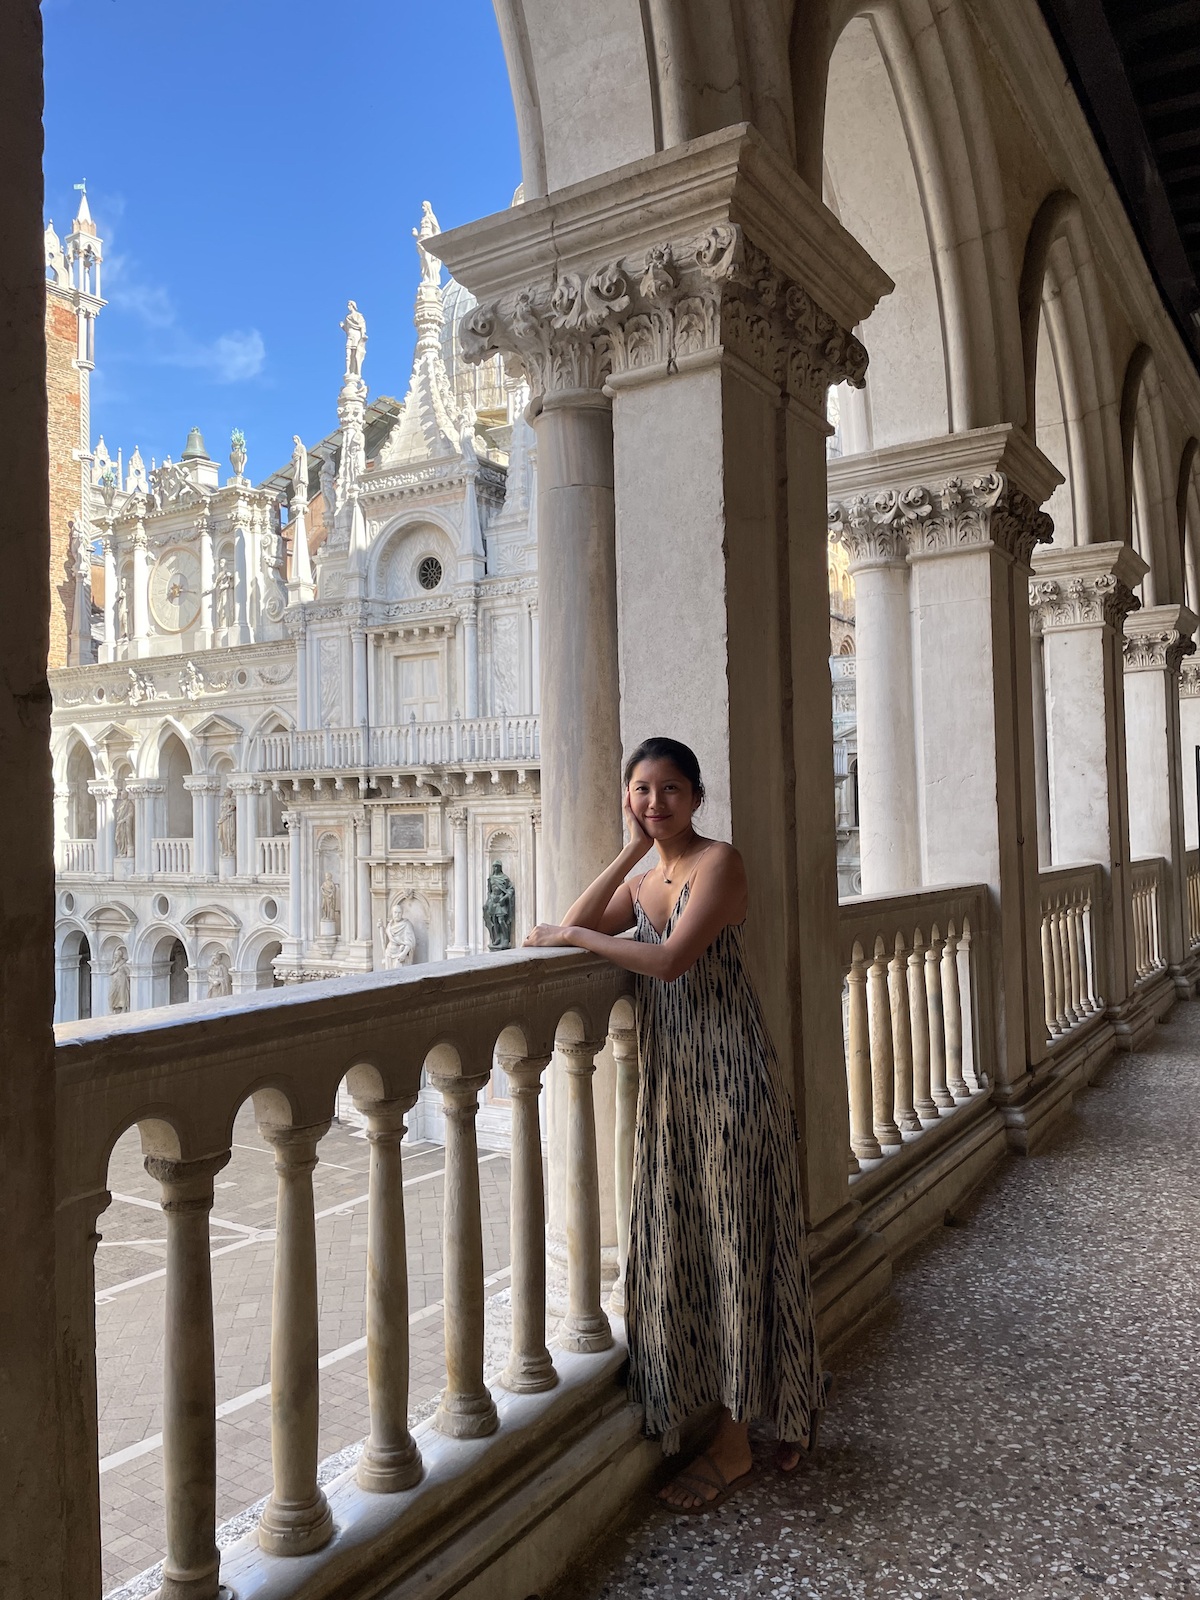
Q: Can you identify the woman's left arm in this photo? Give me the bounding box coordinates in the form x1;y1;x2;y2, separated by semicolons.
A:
526;845;747;980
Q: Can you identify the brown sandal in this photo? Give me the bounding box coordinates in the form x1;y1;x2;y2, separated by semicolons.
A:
655;1451;757;1515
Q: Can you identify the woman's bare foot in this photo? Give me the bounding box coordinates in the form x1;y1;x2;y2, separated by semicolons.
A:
657;1412;753;1509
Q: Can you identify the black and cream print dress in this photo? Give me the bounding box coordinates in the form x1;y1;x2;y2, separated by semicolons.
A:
625;878;823;1454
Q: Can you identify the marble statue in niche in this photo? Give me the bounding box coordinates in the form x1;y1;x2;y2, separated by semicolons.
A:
491;613;520;715
114;790;134;858
207;953;232;998
379;902;417;969
115;576;130;640
214;557;236;629
320;871;340;930
108;944;130;1013
318;637;343;726
483;862;515;951
217;789;237;859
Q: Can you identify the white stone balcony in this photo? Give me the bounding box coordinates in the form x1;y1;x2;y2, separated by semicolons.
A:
61;837;96;873
256;835;290;877
152;836;194;875
256;717;541;777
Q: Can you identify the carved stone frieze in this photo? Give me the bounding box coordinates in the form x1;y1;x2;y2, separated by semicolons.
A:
829;473;1053;572
458;223;867;405
1122;628;1197;675
1028;574;1141;633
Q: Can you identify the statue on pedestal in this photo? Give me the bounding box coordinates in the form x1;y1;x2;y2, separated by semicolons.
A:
341;300;367;379
379;903;417;969
217;789;237;859
291;435;308;507
482;862;516;951
214;557;235;630
108;945;130;1014
320;871;340;930
207;953;232;998
115;576;130;640
114;790;134;858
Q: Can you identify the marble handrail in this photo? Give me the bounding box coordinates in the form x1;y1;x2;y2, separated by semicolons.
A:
1037;863;1104;1043
1130;857;1168;982
837;885;989;1174
55;949;630;1599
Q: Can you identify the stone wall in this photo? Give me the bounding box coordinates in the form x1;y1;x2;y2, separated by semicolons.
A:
46;288;79;669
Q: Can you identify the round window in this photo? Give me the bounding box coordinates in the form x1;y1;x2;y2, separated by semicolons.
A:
418;556;443;591
154;894;171;917
61;891;76;914
262;898;279;922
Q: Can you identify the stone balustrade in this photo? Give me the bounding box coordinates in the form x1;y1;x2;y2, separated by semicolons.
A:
257;835;290;878
61;837;97;873
837;886;989;1172
152;836;194;875
1187;848;1200;952
1130;857;1168;982
257;716;540;776
55;948;630;1600
1038;865;1104;1044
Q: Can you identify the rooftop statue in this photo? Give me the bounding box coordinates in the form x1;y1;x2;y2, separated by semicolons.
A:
414;201;442;288
291;435;309;506
341;300;367;380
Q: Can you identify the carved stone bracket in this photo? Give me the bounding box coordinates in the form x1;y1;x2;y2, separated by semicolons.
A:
458;223;867;407
1029;573;1142;634
830;473;1054;573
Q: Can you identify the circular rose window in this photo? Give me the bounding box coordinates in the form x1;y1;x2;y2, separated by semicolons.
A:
418;556;443;591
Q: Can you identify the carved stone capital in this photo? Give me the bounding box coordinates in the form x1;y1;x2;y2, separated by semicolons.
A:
1181;660;1200;698
1028;573;1141;633
1122;628;1197;675
829;473;1054;571
459;223;867;406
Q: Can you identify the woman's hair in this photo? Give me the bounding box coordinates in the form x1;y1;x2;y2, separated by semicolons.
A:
623;736;706;806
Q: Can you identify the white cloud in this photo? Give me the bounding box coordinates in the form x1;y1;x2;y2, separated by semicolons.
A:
104;249;265;383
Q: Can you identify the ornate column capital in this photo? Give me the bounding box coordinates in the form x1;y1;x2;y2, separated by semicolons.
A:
1181;660;1200;698
459;222;869;409
447;805;469;830
1122;603;1198;675
1030;574;1141;634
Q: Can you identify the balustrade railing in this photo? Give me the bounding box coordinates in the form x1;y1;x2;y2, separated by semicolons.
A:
56;951;631;1599
61;838;96;873
1130;857;1167;982
838;886;990;1173
257;717;541;775
1038;864;1104;1043
256;835;290;877
1187;848;1200;951
152;836;193;875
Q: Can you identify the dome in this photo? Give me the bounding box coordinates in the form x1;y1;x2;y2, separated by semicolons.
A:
440;278;508;420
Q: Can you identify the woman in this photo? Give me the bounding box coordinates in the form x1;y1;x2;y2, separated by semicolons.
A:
524;736;824;1512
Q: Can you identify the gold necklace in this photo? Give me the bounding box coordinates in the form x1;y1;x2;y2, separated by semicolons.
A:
660;837;699;885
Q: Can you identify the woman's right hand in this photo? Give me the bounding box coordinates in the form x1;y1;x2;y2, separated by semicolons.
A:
623;790;653;856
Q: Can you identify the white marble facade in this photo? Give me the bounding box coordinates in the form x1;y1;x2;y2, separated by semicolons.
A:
50;207;542;1089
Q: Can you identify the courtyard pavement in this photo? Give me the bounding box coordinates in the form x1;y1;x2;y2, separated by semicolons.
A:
97;1108;512;1595
553;1001;1200;1600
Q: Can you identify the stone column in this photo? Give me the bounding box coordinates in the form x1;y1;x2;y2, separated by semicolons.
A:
530;602;541;715
127;779;162;877
89;779;117;877
1029;543;1146;1012
256;1121;334;1557
184;775;218;879
229;775;258;879
351;627;368;728
439;128;893;1332
197;523;214;650
1123;605;1198;987
101;529;117;662
52;783;70;870
458;602;480;720
293;622;310;728
1180;661;1200;851
144;1151;230;1600
353;1095;422;1493
131;524;150;655
447;806;469;956
355;817;372;945
827;496;919;891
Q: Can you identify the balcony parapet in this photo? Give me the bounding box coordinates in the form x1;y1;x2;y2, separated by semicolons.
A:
256;716;540;779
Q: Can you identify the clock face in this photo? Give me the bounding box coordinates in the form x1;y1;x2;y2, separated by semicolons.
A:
149;546;202;633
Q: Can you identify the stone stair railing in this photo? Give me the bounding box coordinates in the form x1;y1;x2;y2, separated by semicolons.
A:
56;950;631;1600
837;886;990;1172
1038;864;1104;1043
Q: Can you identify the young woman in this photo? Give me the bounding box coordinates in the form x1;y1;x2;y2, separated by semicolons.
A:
524;735;825;1512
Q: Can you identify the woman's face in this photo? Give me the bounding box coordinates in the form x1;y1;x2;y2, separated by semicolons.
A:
627;759;698;842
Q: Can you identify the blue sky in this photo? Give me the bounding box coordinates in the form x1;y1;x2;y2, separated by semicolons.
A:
43;0;521;481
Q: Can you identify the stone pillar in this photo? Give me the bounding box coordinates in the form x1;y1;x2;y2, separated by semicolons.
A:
294;624;310;727
1123;604;1197;986
1029;543;1146;1010
197;523;214;651
257;1121;334;1556
355;817;372;945
101;528;117;662
458;602;480;720
131;524;150;655
285;810;303;948
145;1151;230;1600
439;129;893;1324
89;778;117;877
184;775;218;879
827;497;919;891
229;775;258;879
127;779;162;877
1180;661;1200;851
52;783;70;870
448;806;469;956
530;601;541;715
351;628;368;727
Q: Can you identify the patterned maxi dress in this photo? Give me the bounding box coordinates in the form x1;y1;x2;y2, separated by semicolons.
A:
625;880;823;1454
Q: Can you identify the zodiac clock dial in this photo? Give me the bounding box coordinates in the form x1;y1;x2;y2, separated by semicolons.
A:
149;546;203;633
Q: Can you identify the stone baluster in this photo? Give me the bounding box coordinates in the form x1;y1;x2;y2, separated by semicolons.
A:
1065;897;1083;1023
145;1151;230;1599
557;1038;613;1353
908;930;937;1121
846;942;880;1160
608;1024;639;1318
355;1096;422;1493
926;925;953;1109
1048;901;1065;1031
430;1070;498;1437
1041;908;1057;1038
257;1122;334;1556
942;922;967;1098
889;932;920;1133
867;937;901;1149
498;1050;556;1394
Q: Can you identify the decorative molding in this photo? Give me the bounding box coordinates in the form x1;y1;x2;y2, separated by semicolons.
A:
829;473;1053;572
458;223;867;404
1028;574;1141;633
1122;628;1196;675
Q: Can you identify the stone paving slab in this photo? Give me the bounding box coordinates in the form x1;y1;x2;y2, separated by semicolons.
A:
97;1106;512;1594
554;1006;1200;1600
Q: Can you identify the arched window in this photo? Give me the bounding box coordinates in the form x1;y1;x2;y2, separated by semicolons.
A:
160;735;193;837
77;936;92;1020
66;743;97;839
256;941;283;990
168;939;188;1004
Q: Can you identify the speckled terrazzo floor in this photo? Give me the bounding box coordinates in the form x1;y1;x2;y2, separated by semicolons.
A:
553;1004;1200;1600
